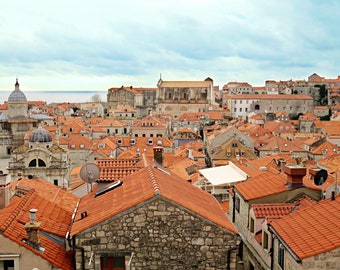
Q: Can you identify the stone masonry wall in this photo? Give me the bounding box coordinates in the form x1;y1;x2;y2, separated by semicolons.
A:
75;197;238;270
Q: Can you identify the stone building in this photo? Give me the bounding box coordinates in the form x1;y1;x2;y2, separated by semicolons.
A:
229;165;324;270
227;94;313;120
205;125;255;167
70;165;239;270
7;127;70;187
269;192;340;270
155;77;214;117
107;86;157;118
0;79;38;157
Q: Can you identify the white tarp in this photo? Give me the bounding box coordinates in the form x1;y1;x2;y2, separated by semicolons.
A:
199;162;248;186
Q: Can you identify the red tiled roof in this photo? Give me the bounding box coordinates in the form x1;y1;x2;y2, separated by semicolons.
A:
9;178;79;213
0;190;74;269
253;203;295;219
270;194;340;259
235;171;290;200
71;166;237;236
95;157;144;182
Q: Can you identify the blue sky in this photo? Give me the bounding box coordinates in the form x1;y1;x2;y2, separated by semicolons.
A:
0;0;339;90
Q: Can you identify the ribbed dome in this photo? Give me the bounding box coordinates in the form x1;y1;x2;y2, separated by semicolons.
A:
8;89;27;102
8;79;27;102
29;128;52;143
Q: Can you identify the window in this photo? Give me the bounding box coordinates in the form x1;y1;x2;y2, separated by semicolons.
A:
0;259;14;270
235;196;240;213
54;179;58;186
239;108;242;112
278;242;285;269
250;218;255;233
232;143;238;147
263;231;269;250
101;256;125;270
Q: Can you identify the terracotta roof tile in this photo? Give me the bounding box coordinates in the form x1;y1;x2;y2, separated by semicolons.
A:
0;190;74;269
270;194;340;259
235;171;289;200
71;166;237;236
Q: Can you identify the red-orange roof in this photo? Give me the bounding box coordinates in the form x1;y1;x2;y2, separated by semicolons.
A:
270;194;340;259
71;166;237;236
235;171;290;200
0;190;74;269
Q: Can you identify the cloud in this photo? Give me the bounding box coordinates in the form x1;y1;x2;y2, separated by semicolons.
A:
0;0;340;90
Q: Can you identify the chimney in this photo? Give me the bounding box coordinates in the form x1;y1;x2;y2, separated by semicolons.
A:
24;209;41;245
284;165;306;188
153;146;163;166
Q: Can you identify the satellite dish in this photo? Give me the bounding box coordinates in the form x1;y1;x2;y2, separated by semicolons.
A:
314;169;328;186
325;184;339;198
80;163;100;184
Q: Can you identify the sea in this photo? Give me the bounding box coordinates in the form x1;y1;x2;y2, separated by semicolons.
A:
0;90;108;104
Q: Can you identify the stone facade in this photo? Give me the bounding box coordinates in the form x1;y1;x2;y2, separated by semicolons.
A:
155;78;214;117
74;197;238;270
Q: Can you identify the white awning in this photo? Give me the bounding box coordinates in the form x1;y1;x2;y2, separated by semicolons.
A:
199;162;248;186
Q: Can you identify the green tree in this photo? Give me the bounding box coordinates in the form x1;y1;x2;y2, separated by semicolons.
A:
315;84;328;105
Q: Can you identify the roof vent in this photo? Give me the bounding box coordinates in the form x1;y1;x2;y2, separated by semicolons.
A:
259;167;267;171
80;210;88;219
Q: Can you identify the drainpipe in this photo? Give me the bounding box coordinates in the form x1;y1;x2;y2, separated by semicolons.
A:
232;187;236;223
66;199;85;270
226;245;239;270
270;234;274;270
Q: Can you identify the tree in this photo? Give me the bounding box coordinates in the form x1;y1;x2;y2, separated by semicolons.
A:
90;94;102;103
314;84;328;105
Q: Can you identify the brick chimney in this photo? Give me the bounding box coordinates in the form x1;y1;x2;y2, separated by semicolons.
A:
24;209;41;245
284;165;306;188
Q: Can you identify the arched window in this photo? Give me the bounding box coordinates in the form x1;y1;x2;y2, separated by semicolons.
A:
255;104;260;110
29;159;37;167
28;159;46;167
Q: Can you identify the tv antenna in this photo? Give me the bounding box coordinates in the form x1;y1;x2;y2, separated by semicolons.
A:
80;163;100;193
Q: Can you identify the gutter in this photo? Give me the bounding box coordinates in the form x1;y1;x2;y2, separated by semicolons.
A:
65;199;85;270
268;225;302;264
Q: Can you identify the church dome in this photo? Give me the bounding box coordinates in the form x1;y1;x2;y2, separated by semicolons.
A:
8;79;27;102
29;128;52;143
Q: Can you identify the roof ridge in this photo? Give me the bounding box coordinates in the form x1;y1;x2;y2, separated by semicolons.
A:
147;166;161;195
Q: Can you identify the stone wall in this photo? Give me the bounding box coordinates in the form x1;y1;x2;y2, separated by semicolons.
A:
74;197;238;270
274;246;340;270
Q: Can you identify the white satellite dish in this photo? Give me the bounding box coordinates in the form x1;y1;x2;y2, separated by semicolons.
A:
325;184;339;199
80;163;100;184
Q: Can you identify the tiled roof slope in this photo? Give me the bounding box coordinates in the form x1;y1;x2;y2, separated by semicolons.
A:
95;157;144;182
0;190;74;270
235;170;290;200
9;177;79;213
71;166;237;236
269;194;340;259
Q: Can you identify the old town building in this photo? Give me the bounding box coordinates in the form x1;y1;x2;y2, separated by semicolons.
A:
70;165;239;269
0;79;38;157
7;127;70;187
155;77;214;117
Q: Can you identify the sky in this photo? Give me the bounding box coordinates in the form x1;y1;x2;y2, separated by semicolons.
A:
0;0;340;91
